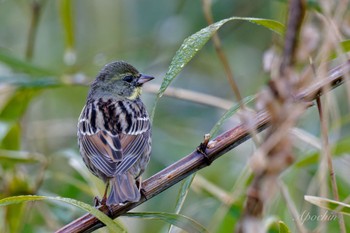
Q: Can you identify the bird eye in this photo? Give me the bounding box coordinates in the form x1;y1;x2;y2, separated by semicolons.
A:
123;75;134;83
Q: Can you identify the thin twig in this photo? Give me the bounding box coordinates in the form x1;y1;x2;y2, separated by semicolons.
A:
278;180;307;233
316;98;346;233
279;0;305;77
201;0;244;107
143;83;233;110
56;60;350;233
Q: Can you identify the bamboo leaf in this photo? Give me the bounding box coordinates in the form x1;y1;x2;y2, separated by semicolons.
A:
0;76;61;89
305;195;350;215
125;212;208;233
295;137;350;167
151;17;284;120
0;123;20;150
0;50;56;76
0;150;43;167
0;89;39;121
278;221;291;233
169;173;196;233
0;195;125;233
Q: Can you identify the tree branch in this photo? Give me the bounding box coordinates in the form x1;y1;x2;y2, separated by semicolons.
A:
56;60;350;233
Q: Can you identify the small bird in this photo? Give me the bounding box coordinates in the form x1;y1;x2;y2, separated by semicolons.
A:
77;61;153;206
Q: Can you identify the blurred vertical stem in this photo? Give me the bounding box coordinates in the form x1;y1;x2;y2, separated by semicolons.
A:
316;98;346;233
25;0;44;60
59;0;76;66
201;0;244;108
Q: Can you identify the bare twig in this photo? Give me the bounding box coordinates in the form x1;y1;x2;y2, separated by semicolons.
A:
316;98;346;233
56;61;350;233
279;0;305;77
143;83;233;110
201;0;244;107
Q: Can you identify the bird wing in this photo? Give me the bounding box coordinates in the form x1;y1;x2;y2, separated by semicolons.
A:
78;100;151;177
79;130;123;177
114;131;150;175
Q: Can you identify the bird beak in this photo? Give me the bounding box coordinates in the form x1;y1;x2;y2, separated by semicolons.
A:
137;74;154;86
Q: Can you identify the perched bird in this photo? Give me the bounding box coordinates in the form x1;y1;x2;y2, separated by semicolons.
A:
77;61;153;205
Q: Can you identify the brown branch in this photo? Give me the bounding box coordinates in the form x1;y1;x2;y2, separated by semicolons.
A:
279;0;305;77
237;2;306;231
56;60;350;233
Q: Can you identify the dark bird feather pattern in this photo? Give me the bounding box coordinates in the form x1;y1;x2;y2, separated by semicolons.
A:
77;61;153;205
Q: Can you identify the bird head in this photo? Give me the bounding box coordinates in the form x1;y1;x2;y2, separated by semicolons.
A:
88;61;154;100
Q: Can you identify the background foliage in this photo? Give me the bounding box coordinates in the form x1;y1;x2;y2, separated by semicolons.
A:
1;0;350;232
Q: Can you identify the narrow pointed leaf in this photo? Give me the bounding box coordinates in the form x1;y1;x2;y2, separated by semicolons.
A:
278;221;291;233
151;17;284;119
0;150;43;165
295;137;350;167
125;212;209;233
0;89;39;121
0;76;61;88
0;195;125;233
0;50;55;76
305;195;350;215
169;173;196;233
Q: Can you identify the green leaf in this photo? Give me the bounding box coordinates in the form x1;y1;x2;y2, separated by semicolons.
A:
59;0;74;49
278;221;291;233
0;50;55;76
330;40;350;59
0;195;125;233
125;212;209;233
340;40;350;52
295;137;350;167
209;95;255;137
174;174;195;214
0;123;20;150
305;195;350;216
6;202;26;233
0;89;37;150
0;89;39;121
59;0;76;65
169;173;196;232
0;150;43;167
151;17;284;120
0;76;61;89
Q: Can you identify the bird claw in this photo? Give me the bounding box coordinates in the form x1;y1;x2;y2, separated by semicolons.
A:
136;178;147;200
93;196;102;207
93;195;107;207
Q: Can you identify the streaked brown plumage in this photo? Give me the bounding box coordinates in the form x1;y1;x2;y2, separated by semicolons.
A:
77;61;153;205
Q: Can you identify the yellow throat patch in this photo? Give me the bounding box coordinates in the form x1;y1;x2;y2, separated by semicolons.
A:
127;87;142;100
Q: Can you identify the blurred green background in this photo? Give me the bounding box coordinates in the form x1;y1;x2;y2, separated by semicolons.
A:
1;0;350;232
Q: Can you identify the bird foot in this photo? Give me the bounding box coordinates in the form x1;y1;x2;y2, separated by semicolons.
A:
136;178;148;200
93;196;107;207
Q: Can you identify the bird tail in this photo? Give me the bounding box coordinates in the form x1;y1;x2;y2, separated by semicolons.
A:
107;173;141;205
